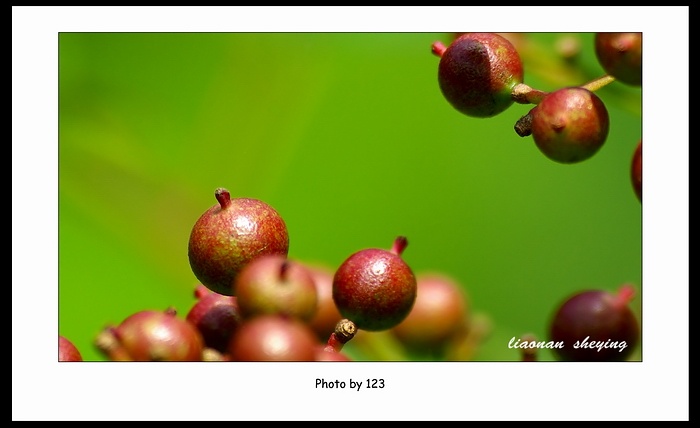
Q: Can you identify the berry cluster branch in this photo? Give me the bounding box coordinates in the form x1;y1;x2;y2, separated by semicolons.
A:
580;74;616;92
511;74;616;107
511;83;549;105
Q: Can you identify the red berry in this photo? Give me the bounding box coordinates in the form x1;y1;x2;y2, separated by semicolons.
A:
186;285;243;353
549;285;640;361
333;236;417;332
595;32;642;86
391;273;469;351
59;335;83;362
96;308;205;361
188;187;289;296
235;254;318;321
531;87;610;163
436;32;523;118
228;315;318;361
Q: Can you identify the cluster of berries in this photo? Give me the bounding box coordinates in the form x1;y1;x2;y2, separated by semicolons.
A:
60;188;478;362
430;32;642;361
59;33;642;363
433;32;642;201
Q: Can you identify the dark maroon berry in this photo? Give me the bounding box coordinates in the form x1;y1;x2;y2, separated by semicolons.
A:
333;236;417;332
631;140;642;202
549;285;640;362
391;273;469;351
595;32;642;86
59;335;83;362
436;32;523;118
95;308;204;361
188;187;289;296
228;315;318;361
186;285;243;354
531;87;609;163
234;254;318;321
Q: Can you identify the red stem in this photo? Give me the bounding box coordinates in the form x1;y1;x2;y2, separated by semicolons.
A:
614;283;636;309
214;187;232;209
194;284;212;299
391;236;409;256
431;41;447;57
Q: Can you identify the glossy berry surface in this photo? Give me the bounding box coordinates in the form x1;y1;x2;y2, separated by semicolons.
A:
531;87;610;163
333;237;417;332
234;254;318;321
437;32;523;118
391;273;469;351
188;187;289;296
549;285;639;362
227;314;318;361
631;140;642;202
186;285;242;353
595;32;642;86
98;308;204;361
59;335;83;362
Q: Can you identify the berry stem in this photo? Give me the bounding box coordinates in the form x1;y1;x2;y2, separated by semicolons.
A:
580;74;616;92
214;187;232;210
614;283;636;309
511;83;549;105
279;260;290;282
391;236;409;256
431;41;447;57
194;284;212;299
512;74;614;108
324;319;357;353
514;110;534;137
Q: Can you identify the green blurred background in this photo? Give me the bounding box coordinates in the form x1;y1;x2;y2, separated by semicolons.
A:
58;32;642;362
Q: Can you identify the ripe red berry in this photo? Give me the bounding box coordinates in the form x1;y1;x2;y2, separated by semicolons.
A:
333;236;417;332
548;285;640;362
188;187;289;296
631;140;642;202
59;335;83;362
595;32;642;86
390;273;470;352
96;308;205;361
227;315;318;361
436;32;524;118
234;254;318;322
185;285;243;354
531;87;610;163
